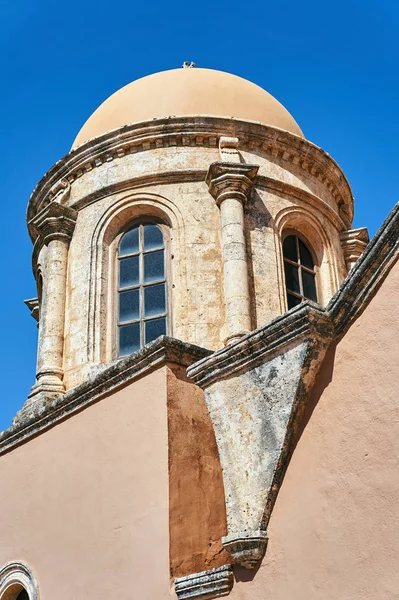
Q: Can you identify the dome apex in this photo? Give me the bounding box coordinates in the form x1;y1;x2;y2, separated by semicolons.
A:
72;68;304;148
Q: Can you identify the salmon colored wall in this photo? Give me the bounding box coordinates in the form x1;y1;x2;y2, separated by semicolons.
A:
231;260;399;599
0;368;171;600
167;365;229;577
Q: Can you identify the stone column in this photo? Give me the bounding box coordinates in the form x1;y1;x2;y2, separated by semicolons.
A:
28;202;77;404
206;161;259;344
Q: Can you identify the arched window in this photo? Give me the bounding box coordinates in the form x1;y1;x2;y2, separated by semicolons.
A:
118;223;167;357
283;234;317;309
0;562;38;600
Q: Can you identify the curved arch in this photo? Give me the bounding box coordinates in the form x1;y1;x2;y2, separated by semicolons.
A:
0;563;38;600
274;205;342;307
87;191;187;364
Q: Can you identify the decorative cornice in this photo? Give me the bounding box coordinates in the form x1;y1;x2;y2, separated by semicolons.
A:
0;336;211;457
31;201;77;244
174;565;233;600
27;116;354;240
340;227;369;271
24;298;39;323
206;162;259;206
222;531;268;569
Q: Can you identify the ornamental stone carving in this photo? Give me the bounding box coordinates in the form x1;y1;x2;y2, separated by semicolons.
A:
340;227;369;271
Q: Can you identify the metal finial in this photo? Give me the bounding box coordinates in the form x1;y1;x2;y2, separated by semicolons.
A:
182;61;195;68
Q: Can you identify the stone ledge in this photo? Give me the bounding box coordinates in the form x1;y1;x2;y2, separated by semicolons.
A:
329;201;399;335
174;565;233;600
187;302;332;387
0;336;211;457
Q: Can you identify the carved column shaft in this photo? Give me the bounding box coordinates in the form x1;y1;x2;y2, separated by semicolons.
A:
206;162;259;345
28;202;77;403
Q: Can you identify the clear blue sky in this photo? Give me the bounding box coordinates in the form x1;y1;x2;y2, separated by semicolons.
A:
0;0;398;429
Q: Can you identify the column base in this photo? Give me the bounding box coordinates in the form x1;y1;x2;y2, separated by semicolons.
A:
222;530;268;569
223;331;250;346
13;376;66;427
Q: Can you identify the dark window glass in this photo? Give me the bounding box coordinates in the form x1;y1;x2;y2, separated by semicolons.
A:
283;234;317;309
302;270;317;301
119;323;140;356
119;226;139;256
144;251;164;283
283;235;297;262
299;239;314;269
119;255;140;289
145;317;167;344
287;293;302;309
119;289;140;323
144;283;166;318
118;224;167;356
284;262;300;294
16;590;29;600
144;224;164;251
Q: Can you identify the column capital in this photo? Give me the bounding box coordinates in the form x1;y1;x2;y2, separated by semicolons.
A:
31;201;78;245
206;161;259;206
340;227;369;271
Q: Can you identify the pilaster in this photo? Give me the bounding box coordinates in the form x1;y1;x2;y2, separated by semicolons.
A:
206;161;258;344
27;201;77;408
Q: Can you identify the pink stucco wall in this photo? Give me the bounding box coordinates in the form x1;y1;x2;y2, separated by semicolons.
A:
0;368;172;600
231;260;399;599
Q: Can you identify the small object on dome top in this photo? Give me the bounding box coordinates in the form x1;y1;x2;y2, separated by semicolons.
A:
182;61;195;68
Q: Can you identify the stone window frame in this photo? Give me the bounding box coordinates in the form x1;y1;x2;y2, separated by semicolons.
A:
282;229;319;309
0;562;39;600
110;216;172;361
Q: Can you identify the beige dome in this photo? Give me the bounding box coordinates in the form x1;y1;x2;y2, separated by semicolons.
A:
72;68;304;148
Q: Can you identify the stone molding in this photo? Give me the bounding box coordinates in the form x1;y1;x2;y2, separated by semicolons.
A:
31;201;77;244
186;201;399;570
0;561;39;600
188;302;331;387
222;531;268;569
174;565;233;600
340;226;369;271
27;116;354;238
0;337;211;457
206;162;259;206
24;298;39;323
329;202;399;336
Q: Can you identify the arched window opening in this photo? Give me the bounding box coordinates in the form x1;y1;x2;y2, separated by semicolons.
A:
283;234;317;309
118;223;167;357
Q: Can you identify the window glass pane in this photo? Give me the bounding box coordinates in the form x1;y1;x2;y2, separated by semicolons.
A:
119;255;140;289
287;293;302;310
283;236;297;262
119;289;140;323
119;323;140;356
144;283;166;318
302;270;317;302
120;226;139;256
299;239;314;270
145;317;167;344
284;261;300;294
144;224;164;251
144;250;164;284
